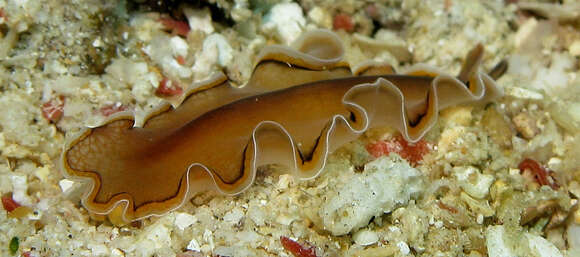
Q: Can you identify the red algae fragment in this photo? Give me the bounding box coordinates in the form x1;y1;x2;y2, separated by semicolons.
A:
365;4;379;19
176;55;186;65
366;135;431;166
41;96;65;123
519;158;559;190
1;194;20;212
0;8;8;23
156;77;183;97
159;17;190;37
333;13;354;32
444;0;453;11
99;103;127;116
280;236;318;257
437;201;459;214
2;194;31;218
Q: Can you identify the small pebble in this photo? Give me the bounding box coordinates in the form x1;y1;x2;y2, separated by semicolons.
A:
353;229;378;246
397;241;410;255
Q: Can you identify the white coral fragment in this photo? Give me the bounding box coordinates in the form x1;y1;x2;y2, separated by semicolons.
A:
174;212;197;230
43;59;68;75
223;207;245;225
186;238;201;252
192;34;233;78
134;216;173;256
526;233;564;257
276;174;293;190
453;166;494;199
504;86;544;100
143;35;192;79
184;7;214;34
262;2;306;44
319;156;423;235
87;243;108;256
307;7;332;29
58;179;75;193
569;40;580;57
34;166;50;183
105;58;149;86
169;36;189;57
130;14;164;42
531;53;575;93
486;226;515;257
11;175;32;205
487;225;564;257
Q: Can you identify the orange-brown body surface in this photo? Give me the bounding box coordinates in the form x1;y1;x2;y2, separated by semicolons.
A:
61;30;502;224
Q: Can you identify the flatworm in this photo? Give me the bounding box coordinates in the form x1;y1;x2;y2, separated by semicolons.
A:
61;30;503;224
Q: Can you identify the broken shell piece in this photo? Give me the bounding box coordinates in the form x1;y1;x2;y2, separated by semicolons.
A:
352;32;411;62
546;209;570;230
550;102;580;133
460;192;494;217
521;199;573;230
518;2;580;22
566;222;580;251
569;203;579;225
505;86;544;100
513;18;556;53
521;199;558;225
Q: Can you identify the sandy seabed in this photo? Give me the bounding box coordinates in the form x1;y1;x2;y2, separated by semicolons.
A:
0;0;579;256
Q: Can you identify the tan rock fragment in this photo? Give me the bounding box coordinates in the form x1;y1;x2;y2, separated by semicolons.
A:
481;107;512;148
569;40;580;57
512;112;539;140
